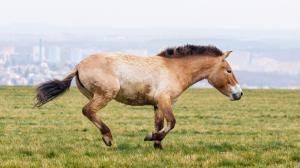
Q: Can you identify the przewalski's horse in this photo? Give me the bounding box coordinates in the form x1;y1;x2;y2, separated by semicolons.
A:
35;44;243;149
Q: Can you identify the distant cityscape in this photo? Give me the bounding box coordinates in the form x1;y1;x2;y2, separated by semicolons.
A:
0;27;300;88
0;39;93;85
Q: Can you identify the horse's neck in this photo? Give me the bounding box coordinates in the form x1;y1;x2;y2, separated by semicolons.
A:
166;56;218;90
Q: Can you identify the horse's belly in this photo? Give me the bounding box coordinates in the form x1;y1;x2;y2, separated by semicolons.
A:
114;82;155;106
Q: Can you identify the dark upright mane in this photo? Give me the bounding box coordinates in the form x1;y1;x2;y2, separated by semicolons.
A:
157;44;223;58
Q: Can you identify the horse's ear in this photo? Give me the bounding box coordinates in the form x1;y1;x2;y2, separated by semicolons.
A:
223;51;232;59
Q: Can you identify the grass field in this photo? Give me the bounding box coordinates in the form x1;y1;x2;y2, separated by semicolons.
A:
0;86;300;167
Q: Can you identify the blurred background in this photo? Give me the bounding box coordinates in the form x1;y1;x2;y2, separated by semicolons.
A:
0;0;299;88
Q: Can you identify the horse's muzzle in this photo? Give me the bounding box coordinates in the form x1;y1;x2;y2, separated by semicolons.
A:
231;92;243;101
230;84;243;101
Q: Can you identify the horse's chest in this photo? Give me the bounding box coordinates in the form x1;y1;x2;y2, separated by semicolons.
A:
114;81;155;105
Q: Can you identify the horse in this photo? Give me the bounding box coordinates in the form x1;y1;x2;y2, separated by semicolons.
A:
35;44;243;149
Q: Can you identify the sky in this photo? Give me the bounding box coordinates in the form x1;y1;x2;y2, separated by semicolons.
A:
0;0;300;29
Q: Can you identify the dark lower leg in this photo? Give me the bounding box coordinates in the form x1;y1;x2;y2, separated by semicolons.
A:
145;95;176;142
145;113;175;141
153;105;164;149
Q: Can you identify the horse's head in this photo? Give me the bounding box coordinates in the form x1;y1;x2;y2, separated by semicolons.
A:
207;51;243;101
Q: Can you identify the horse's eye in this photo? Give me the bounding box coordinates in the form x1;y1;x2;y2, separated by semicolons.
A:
227;69;232;73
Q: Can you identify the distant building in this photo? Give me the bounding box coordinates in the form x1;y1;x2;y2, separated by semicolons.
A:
32;45;45;62
0;46;15;64
32;39;46;62
46;46;61;63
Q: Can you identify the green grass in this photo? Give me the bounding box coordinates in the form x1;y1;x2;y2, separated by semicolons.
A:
1;86;300;167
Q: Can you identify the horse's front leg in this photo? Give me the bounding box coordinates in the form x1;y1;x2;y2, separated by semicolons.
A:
153;105;164;149
145;95;176;144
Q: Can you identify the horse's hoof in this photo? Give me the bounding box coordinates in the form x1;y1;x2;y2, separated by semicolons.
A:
144;133;154;141
144;132;165;141
102;135;112;146
154;142;163;149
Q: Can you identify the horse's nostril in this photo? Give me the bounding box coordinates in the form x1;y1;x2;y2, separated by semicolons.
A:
241;92;243;96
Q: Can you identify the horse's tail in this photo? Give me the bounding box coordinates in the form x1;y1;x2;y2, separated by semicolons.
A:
35;67;77;107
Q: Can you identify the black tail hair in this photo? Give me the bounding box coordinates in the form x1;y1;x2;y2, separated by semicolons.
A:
35;70;76;107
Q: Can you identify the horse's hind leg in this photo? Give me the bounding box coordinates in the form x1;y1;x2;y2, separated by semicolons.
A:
82;93;114;146
153;105;164;149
